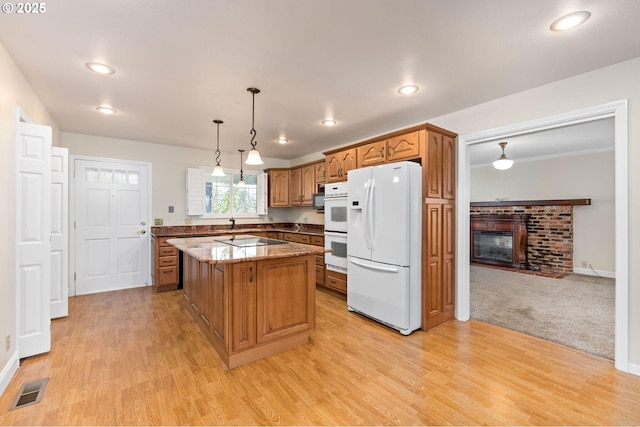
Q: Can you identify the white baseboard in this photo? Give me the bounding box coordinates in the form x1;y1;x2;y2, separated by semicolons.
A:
572;267;615;278
628;362;640;377
0;351;19;397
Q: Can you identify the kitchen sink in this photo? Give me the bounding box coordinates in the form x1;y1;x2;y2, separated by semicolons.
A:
216;237;288;247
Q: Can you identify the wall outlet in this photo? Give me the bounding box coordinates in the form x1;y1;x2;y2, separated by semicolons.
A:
303;216;309;223
268;216;273;222
581;261;588;268
154;218;163;225
5;334;10;351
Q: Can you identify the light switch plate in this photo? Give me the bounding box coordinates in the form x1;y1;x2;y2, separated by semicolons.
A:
154;218;163;225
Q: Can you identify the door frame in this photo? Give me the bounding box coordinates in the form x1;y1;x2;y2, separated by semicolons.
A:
456;100;629;372
69;155;153;296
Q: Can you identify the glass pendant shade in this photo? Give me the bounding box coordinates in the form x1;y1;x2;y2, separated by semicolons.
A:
493;142;514;170
245;147;263;165
212;164;225;176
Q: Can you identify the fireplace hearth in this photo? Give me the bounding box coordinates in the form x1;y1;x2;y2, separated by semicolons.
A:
470;214;530;269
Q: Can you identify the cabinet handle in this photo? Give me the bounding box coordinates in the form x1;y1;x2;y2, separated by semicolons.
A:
249;266;253;282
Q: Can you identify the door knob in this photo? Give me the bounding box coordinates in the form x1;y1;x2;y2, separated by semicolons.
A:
141;221;146;225
139;229;147;234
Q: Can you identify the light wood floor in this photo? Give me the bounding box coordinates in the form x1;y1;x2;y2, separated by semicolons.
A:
1;287;639;426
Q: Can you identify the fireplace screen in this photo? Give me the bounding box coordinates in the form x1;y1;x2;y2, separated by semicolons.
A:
473;231;513;263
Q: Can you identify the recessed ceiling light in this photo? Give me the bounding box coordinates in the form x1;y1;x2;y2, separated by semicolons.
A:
398;84;419;95
85;62;116;75
321;119;337;127
96;106;117;115
550;11;591;32
277;137;288;144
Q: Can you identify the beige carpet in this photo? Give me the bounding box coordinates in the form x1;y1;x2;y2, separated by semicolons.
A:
470;265;615;359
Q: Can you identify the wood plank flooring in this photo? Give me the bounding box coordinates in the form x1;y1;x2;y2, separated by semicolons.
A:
1;286;639;425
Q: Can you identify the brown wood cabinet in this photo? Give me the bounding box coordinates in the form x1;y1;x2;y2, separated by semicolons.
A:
182;252;315;369
356;130;422;167
267;169;290;207
325;270;347;294
314;161;326;184
290;164;315;206
151;236;179;291
326;148;357;182
309;235;325;287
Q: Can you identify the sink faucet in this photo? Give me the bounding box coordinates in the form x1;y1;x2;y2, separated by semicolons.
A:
229;217;236;229
294;223;302;231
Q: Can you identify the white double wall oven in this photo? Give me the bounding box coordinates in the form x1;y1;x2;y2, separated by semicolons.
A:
324;182;348;273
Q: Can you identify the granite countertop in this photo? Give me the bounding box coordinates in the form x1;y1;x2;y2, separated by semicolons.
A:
152;223;324;238
167;234;329;265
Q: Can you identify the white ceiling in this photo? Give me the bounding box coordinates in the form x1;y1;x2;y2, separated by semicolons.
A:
1;0;639;161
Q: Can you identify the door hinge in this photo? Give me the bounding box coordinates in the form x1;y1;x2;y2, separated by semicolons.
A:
74;221;76;229
73;272;76;281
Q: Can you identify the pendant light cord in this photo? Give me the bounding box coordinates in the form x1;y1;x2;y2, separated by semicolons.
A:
248;88;260;150
214;119;223;166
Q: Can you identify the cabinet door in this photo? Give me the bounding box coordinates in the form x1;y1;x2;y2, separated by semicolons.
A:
314;161;326;184
326;154;342;183
211;264;227;347
424;203;443;329
357;140;386;167
442;135;456;200
269;169;290;207
301;165;315;206
256;256;314;343
387;130;421;162
183;253;199;312
231;262;256;352
290;167;302;206
425;131;443;199
341;148;357;178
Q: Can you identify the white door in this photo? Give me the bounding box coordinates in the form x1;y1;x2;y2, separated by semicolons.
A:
74;159;149;295
50;147;69;318
17;122;52;358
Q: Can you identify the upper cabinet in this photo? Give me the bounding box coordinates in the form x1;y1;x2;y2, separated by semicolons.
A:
326;148;357;183
267;168;290;207
315;161;326;184
356;130;422;168
424;131;455;200
290;164;315;206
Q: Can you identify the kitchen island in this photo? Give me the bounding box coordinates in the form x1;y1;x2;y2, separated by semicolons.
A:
167;234;327;369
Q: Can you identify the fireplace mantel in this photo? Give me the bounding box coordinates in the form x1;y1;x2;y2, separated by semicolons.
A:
470;198;590;207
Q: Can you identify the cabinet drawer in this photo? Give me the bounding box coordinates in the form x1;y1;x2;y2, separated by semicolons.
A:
310;235;324;246
157;266;178;285
158;246;178;257
158;236;174;247
283;233;311;244
315;254;325;267
325;270;347;294
158;255;178;267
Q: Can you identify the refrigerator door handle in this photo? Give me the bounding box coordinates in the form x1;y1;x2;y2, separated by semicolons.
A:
369;178;375;249
349;257;399;273
363;179;371;249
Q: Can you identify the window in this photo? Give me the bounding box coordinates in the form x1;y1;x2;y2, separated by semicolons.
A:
186;168;267;218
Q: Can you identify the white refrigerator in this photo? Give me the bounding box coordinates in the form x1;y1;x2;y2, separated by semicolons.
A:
347;161;422;335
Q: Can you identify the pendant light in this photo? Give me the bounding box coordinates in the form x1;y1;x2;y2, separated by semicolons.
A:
245;87;264;165
492;142;514;170
212;119;225;177
237;149;246;187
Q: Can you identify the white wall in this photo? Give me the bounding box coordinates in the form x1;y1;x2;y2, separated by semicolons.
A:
0;41;60;394
61;133;325;226
470;151;615;275
429;56;640;368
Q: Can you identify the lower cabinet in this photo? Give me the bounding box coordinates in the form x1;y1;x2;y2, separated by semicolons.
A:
152;236;179;291
325;270;347;294
182;253;315;369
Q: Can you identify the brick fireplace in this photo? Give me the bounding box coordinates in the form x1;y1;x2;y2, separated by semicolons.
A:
470;199;590;273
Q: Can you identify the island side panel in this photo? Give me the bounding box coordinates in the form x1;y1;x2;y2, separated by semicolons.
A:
256;254;316;344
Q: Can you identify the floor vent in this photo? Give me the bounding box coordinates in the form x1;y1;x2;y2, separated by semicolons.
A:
9;378;48;411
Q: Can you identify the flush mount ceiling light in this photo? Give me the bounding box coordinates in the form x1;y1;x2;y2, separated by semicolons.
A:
237;149;246;187
277;137;288;144
96;106;117;115
212;119;225;177
492;142;514;170
85;62;116;75
245;87;264;165
321;119;337;127
398;84;419;95
550;11;591;31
